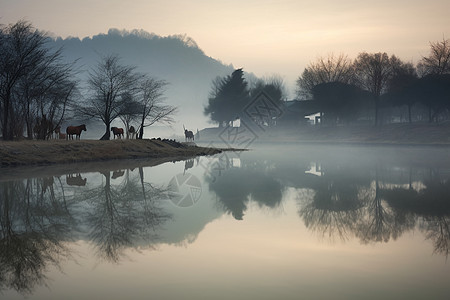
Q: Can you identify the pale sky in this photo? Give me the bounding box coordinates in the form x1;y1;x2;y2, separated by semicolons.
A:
1;0;449;95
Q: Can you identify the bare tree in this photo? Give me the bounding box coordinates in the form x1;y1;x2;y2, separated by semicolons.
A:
417;37;450;76
353;52;400;125
83;55;142;140
118;92;141;139
250;74;288;102
0;20;76;140
296;53;355;99
0;21;43;140
136;77;177;139
19;55;77;139
386;60;418;123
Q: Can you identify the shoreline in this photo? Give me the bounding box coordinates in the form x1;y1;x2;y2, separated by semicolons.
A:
244;139;450;148
0;139;226;169
198;122;450;147
1;122;449;175
0;155;206;181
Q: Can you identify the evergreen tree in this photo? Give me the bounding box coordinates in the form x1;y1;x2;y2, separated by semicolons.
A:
204;68;249;127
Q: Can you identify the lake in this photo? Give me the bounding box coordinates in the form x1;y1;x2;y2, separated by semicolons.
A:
1;143;450;299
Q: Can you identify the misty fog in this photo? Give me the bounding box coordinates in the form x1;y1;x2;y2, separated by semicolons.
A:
50;29;237;134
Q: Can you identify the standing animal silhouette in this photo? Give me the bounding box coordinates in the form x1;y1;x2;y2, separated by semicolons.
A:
111;127;124;139
66;124;87;140
66;174;87;186
183;125;194;142
128;126;136;139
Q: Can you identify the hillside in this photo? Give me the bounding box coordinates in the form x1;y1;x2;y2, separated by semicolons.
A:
50;29;236;133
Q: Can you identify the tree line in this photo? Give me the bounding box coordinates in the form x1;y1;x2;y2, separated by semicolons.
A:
205;39;450;127
2;20;449;139
296;41;450;126
0;21;176;141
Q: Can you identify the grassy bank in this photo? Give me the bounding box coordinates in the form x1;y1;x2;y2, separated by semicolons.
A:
0;138;222;168
2;123;449;171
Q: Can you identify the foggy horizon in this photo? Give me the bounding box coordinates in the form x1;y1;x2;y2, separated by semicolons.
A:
2;0;449;97
1;3;450;298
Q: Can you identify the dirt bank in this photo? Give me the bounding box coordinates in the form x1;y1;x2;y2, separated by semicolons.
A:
0;138;223;168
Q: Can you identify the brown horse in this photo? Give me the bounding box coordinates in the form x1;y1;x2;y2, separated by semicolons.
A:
66;124;87;140
111;127;124;139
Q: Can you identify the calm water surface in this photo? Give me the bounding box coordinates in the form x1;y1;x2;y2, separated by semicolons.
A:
1;144;450;299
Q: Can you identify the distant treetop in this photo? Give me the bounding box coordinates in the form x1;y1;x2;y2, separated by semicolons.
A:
52;28;203;53
106;28;202;51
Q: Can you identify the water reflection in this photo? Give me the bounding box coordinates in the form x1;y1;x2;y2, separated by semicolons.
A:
205;152;283;220
203;146;450;257
80;168;170;263
1;145;450;297
382;175;450;257
0;177;74;295
66;173;87;186
0;167;170;295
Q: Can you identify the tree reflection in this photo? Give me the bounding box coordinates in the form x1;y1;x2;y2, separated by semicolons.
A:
0;177;74;295
207;168;251;220
299;162;450;257
80;168;170;263
382;175;450;258
299;172;366;241
206;162;283;220
206;148;450;259
297;163;450;251
420;179;450;258
356;179;400;243
423;216;450;258
1;166;172;295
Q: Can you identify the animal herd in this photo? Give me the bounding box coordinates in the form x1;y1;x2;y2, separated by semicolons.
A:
65;170;126;187
52;124;87;140
40;123;196;141
51;125;130;140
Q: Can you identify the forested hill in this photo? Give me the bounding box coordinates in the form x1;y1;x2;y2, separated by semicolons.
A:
50;29;235;132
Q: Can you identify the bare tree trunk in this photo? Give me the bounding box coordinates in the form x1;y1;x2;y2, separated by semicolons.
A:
2;94;12;140
138;126;144;139
374;99;379;126
100;122;111;140
138;114;145;139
